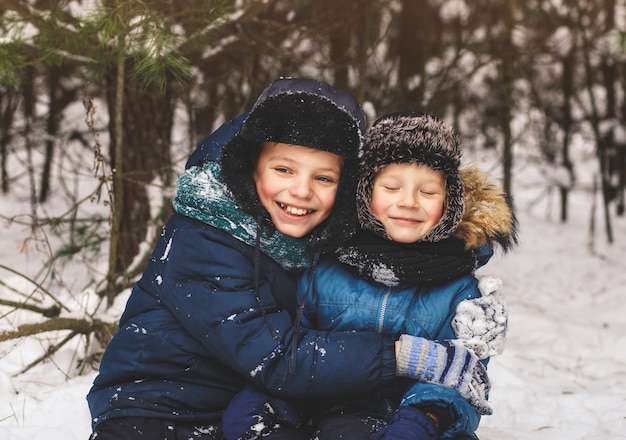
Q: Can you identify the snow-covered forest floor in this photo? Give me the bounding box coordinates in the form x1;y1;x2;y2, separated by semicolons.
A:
1;135;625;439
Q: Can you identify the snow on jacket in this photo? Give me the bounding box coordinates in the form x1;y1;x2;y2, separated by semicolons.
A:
296;166;517;439
86;121;396;431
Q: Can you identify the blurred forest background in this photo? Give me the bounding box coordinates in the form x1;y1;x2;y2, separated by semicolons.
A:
0;0;625;374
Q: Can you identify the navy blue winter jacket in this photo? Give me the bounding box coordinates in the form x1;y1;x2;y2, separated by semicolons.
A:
86;116;396;430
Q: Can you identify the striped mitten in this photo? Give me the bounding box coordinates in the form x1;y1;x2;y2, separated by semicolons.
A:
396;335;493;415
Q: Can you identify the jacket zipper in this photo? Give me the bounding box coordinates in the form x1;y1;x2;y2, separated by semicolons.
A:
377;288;391;333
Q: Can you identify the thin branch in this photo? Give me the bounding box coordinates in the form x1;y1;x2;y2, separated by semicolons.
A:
0;317;118;343
18;330;78;376
0;297;60;318
0;264;70;312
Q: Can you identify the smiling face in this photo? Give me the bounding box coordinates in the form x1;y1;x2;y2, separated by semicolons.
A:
253;142;343;238
370;163;446;243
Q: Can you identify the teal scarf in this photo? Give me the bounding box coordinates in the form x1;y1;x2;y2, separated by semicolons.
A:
173;161;312;271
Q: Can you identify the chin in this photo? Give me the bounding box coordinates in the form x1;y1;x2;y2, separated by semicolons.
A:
274;224;312;239
390;234;423;243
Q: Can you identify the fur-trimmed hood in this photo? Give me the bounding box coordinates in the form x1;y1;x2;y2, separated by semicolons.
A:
454;165;518;252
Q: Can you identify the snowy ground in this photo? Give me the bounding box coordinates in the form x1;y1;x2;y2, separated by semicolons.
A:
1;156;626;439
476;194;626;439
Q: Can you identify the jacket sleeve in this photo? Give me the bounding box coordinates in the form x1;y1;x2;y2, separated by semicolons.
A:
400;383;481;438
295;266;319;329
155;217;397;400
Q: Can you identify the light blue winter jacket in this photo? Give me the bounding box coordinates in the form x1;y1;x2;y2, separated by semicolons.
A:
297;255;483;438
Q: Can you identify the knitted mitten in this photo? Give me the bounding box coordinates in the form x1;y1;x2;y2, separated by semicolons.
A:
452;276;508;359
396;335;493;415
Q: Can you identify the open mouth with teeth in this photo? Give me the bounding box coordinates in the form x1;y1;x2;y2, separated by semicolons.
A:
278;202;315;216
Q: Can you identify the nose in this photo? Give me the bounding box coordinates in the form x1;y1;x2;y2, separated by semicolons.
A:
289;176;313;199
398;189;418;208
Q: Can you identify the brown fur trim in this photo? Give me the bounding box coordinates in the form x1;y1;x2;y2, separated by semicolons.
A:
453;165;518;252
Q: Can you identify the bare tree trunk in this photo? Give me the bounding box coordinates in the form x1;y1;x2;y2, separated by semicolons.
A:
117;73;173;266
39;66;79;203
559;52;575;222
328;8;351;91
104;59;174;302
105;55;126;304
22;65;39;230
397;0;432;109
498;0;516;202
353;0;375;105
40;68;62;203
579;14;614;243
0;92;18;194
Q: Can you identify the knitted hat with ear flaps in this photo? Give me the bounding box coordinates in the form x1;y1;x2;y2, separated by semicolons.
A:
358;111;464;243
220;78;366;252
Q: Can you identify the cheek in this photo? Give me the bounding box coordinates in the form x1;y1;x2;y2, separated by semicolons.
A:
318;188;339;213
253;171;275;206
369;193;386;219
429;201;445;221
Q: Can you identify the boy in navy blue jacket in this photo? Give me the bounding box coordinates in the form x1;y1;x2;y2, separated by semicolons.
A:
224;111;517;439
87;79;495;440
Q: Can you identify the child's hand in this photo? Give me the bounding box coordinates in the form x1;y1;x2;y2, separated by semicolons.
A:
222;386;301;439
452;276;508;359
371;406;438;440
396;335;493;415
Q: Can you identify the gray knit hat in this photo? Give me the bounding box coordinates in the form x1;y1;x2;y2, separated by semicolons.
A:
358;111;464;243
221;77;366;252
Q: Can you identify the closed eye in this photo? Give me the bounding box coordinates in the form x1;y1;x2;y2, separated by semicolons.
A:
316;175;338;183
421;189;442;196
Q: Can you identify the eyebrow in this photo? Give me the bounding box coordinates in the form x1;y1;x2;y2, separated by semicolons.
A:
268;155;341;173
